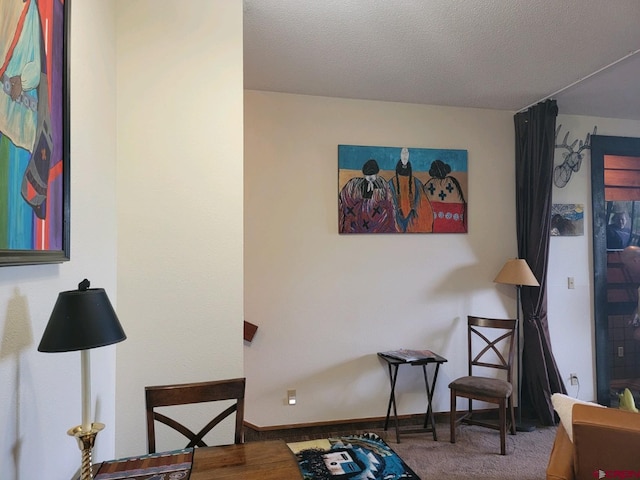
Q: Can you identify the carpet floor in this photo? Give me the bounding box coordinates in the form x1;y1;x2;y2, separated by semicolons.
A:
373;422;556;480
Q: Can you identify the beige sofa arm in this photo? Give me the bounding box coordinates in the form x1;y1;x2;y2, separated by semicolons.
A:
571;403;640;479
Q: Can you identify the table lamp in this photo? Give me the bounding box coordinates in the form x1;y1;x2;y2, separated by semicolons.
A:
38;279;126;480
493;258;539;432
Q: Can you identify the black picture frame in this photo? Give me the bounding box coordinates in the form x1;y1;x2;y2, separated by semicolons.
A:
0;0;70;266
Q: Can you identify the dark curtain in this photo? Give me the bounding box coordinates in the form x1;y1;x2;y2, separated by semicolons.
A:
514;99;567;426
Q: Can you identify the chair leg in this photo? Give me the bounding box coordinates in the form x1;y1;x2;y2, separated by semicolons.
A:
450;389;456;444
508;395;516;435
499;399;506;455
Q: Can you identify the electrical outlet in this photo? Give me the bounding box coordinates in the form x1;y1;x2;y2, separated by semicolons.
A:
570;373;578;386
568;277;575;289
618;346;624;357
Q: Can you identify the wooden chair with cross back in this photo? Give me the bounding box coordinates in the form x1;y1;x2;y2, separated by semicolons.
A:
449;316;517;455
145;377;245;454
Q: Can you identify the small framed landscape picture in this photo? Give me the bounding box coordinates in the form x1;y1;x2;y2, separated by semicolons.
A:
551;204;584;236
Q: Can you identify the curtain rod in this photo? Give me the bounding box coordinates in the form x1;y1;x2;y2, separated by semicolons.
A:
517;48;640;113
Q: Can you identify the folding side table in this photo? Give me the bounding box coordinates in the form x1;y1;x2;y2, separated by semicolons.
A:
377;351;447;443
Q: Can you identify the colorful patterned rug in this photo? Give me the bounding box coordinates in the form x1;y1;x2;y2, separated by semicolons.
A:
288;432;420;480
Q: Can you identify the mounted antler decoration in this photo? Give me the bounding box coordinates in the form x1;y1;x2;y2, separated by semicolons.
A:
553;125;597;188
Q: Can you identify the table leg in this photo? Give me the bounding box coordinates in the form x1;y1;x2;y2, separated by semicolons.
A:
383;362;401;443
421;362;441;441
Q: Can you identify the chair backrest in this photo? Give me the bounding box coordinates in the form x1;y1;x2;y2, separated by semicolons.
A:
467;316;517;382
145;377;245;453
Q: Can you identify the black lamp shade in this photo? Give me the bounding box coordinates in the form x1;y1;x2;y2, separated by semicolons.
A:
38;287;126;352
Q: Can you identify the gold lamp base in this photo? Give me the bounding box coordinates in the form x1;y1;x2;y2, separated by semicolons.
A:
67;423;105;480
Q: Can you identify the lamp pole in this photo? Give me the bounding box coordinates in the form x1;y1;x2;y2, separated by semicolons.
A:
493;258;539;433
38;280;126;480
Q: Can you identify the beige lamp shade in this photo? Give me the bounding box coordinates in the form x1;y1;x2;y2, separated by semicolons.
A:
494;258;540;287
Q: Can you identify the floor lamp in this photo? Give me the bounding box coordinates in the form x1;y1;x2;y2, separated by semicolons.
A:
494;258;540;432
38;279;126;480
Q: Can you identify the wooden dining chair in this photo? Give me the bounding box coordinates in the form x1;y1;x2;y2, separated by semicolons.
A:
449;316;517;455
145;377;246;453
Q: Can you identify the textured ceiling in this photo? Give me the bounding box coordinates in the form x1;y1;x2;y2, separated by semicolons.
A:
243;0;640;120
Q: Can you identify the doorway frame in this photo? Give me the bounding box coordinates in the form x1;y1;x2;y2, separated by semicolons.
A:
591;134;640;405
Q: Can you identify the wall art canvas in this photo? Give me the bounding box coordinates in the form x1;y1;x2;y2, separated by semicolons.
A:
551;203;584;236
0;0;70;265
338;145;468;234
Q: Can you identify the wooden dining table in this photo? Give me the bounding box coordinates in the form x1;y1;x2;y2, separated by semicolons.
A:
94;440;302;480
189;440;302;479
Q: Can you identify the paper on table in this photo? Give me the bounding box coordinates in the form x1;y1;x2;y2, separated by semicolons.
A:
380;349;436;362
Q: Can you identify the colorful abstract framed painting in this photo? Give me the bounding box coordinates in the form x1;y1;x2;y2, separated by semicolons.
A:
338;145;468;234
0;0;70;265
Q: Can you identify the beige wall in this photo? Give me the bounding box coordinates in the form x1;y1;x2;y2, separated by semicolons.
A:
244;96;640;428
243;91;518;426
0;1;119;477
2;1;639;476
114;0;244;457
548;114;640;401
